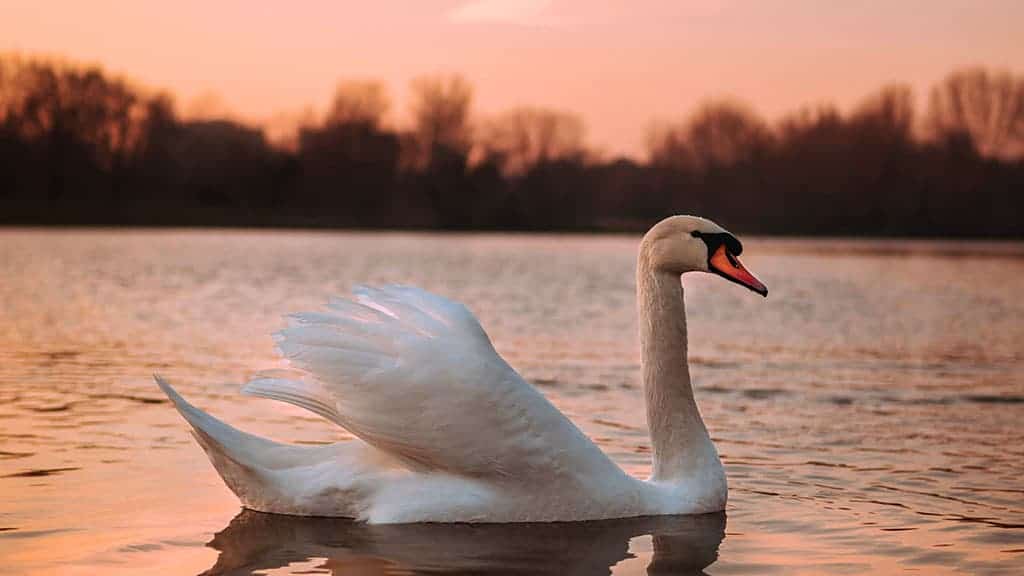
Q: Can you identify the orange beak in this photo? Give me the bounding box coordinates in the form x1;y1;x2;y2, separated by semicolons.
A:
709;244;768;297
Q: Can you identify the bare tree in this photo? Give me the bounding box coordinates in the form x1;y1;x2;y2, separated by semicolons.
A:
646;122;690;171
326;80;390;129
477;107;586;175
927;67;1024;159
648;100;770;170
408;75;473;168
1;59;148;168
776;104;845;146
852;84;915;141
0;55;19;127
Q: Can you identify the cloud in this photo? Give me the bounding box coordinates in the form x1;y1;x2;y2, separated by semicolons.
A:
448;0;557;27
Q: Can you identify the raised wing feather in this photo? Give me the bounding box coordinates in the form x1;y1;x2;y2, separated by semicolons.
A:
245;285;622;484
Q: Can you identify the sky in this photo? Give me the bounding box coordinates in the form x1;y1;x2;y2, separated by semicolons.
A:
2;0;1021;158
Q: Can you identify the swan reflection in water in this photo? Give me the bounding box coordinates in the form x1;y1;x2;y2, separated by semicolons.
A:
201;510;726;575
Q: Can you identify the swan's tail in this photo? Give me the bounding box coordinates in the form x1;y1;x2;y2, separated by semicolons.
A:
154;375;373;517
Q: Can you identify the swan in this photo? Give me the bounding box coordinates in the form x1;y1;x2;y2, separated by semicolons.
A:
156;215;767;523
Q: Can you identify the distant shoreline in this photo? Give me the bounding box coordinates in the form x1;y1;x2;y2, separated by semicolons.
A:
3;56;1022;241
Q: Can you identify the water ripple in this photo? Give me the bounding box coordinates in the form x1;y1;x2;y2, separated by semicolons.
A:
1;230;1022;574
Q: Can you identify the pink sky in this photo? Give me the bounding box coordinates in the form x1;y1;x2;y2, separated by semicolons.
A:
2;0;1021;158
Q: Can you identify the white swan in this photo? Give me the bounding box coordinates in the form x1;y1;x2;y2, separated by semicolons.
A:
156;215;767;523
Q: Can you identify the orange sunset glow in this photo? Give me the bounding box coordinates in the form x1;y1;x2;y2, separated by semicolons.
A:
3;3;1024;574
3;0;1021;157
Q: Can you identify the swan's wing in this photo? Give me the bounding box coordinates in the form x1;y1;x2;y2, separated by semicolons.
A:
243;285;622;484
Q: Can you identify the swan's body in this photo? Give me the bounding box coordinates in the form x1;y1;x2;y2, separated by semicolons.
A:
157;215;766;523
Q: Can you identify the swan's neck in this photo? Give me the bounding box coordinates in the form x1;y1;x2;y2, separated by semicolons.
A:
637;260;719;483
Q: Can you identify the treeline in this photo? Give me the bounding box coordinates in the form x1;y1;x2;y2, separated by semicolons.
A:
1;54;1022;236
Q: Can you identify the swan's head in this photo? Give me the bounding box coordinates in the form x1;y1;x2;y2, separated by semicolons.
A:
640;215;767;296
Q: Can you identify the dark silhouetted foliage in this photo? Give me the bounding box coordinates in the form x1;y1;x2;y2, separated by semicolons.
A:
1;55;1021;237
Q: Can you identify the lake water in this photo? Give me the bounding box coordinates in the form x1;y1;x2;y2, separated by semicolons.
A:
1;229;1022;575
